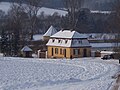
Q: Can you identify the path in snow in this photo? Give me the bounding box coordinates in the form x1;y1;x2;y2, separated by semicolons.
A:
0;57;119;90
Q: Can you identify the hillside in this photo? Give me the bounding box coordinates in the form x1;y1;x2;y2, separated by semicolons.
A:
0;0;115;10
0;2;68;16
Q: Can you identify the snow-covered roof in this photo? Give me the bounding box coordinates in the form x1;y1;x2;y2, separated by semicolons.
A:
33;34;43;41
43;26;57;37
100;51;114;54
47;39;91;47
91;10;111;14
21;46;32;52
90;43;114;48
51;30;87;39
47;30;90;47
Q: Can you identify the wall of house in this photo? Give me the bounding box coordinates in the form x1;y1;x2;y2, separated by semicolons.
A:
47;46;91;59
43;36;50;41
70;48;91;58
47;46;71;58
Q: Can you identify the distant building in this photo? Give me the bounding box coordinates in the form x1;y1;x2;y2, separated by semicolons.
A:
46;30;91;59
21;46;33;58
43;25;57;41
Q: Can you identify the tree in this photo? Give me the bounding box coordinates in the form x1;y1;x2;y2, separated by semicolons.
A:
63;0;84;29
24;0;43;40
0;29;7;55
6;2;27;56
108;0;120;52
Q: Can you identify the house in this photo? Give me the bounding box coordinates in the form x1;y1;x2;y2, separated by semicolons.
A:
46;30;91;59
43;25;57;41
21;46;33;58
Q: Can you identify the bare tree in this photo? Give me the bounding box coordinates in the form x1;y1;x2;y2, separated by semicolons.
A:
6;2;27;56
109;0;120;52
63;0;84;29
25;0;42;40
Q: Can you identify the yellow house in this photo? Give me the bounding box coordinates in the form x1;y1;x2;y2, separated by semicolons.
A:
46;30;91;59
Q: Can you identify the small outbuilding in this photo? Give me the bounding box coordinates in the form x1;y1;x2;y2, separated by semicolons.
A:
21;46;33;58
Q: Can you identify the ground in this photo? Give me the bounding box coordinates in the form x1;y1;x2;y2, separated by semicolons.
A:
0;57;119;90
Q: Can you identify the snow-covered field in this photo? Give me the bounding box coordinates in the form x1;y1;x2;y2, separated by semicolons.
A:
0;57;119;90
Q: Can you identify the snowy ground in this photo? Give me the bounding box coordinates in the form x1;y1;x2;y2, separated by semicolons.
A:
0;57;119;90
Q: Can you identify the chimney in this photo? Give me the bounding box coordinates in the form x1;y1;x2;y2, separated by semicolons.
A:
70;29;74;32
62;29;64;32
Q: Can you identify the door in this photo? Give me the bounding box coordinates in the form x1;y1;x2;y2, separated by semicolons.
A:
26;52;30;57
83;49;87;57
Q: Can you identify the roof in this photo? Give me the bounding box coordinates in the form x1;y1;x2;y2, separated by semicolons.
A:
100;51;114;54
91;10;111;14
46;39;91;47
33;34;43;41
90;43;113;48
21;46;33;52
43;25;57;37
51;30;87;39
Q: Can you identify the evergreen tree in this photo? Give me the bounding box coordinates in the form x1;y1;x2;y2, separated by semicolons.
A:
0;29;9;56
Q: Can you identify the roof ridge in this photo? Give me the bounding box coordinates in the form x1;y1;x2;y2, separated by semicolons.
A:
43;25;57;36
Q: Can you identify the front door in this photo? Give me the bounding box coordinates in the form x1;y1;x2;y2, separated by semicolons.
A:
26;52;30;57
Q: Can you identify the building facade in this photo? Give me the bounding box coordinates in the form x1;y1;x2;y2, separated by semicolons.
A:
46;30;91;59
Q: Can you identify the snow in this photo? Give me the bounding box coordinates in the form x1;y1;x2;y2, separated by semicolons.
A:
21;46;32;52
0;2;68;16
101;51;115;54
33;33;116;41
80;33;116;40
33;34;43;41
47;38;91;47
47;30;91;47
0;2;10;13
90;43;114;48
37;7;68;16
91;10;111;14
0;57;119;90
51;30;87;39
43;25;57;37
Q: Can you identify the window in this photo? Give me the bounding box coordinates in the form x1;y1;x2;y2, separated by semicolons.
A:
51;48;54;56
60;48;62;54
52;39;55;42
79;40;82;44
65;40;68;44
55;48;58;54
58;39;61;43
73;49;80;55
